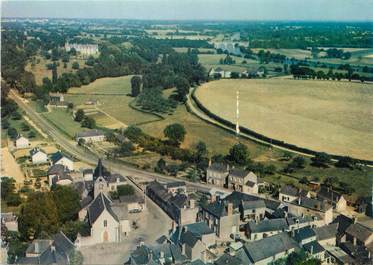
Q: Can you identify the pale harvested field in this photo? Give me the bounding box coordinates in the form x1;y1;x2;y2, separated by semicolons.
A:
195;79;373;160
1;147;25;186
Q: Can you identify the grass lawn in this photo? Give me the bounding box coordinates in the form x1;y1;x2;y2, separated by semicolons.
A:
2;114;43;143
41;109;82;138
68;76;133;95
196;79;373;161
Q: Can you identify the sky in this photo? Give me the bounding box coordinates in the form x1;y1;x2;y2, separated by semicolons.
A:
2;0;373;21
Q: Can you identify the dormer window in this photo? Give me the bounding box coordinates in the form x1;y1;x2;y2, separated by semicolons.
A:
104;220;107;227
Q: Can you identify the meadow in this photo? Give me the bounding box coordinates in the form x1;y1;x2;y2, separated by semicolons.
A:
195;79;373;160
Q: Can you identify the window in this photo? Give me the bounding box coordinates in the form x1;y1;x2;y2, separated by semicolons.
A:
104;220;107;227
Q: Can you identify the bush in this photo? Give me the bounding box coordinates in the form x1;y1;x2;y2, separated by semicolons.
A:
117;184;135;196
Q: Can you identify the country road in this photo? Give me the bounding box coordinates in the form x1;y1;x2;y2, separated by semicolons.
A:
9;90;216;193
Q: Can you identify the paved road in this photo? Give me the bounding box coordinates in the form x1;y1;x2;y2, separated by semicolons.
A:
9;90;216;193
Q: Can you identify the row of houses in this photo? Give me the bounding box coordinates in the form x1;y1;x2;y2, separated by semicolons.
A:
206;163;262;195
128;187;373;265
208;67;265;79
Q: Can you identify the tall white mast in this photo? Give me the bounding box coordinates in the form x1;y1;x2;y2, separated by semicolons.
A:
236;89;240;139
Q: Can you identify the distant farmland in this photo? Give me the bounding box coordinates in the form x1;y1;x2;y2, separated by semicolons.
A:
195;79;373;160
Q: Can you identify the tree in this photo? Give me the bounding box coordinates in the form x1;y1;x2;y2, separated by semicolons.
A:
118;142;134;156
72;62;80;70
175;76;190;102
18;192;59;240
69;250;84;265
6;231;28;264
292;156;306;169
117;184;135;196
164;123;186;145
8;127;18;139
52;186;80;223
28;131;36;138
228;143;249;166
195;141;208;160
2;119;10;129
311;152;331;167
1;177;16;200
67;102;74;110
131;76;142;97
52;63;58;84
155;158;167;173
81;116;96;129
335;156;355;169
187;167;199;182
74;109;85;122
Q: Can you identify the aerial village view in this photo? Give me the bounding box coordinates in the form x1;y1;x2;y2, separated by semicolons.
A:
1;0;373;264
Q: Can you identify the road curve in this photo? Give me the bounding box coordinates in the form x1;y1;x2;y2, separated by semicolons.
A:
9;90;216;193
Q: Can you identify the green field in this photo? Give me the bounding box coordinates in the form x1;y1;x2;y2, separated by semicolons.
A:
195;79;373;161
42;109;82;138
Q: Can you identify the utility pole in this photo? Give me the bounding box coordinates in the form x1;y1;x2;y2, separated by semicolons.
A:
236;89;240;141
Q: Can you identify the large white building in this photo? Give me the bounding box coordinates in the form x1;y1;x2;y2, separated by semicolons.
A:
65;43;99;56
15;135;30;149
51;151;74;171
30;147;48;164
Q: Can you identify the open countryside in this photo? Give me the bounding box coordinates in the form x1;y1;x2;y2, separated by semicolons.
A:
195;79;373;160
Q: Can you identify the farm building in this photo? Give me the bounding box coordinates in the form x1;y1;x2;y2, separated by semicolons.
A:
49;93;68;107
30;147;48;164
15;135;29;149
51;151;74;171
76;129;105;143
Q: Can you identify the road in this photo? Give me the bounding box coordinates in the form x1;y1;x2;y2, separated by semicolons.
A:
9;90;217;193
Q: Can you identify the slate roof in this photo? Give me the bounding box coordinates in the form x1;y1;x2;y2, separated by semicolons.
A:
188;259;206;265
332;214;353;238
76;129;105;138
303;241;325;254
247;218;288;233
286;216;314;226
313;223;338;241
119;194;144;204
208;162;229;173
293;227;316;242
185;222;214;236
298;196;330;212
317;185;344;204
30;147;46;156
130;245;152;265
242;200;266;210
47;164;66;176
51;151;72;164
280;185;299;197
202;200;228;218
83;168;93;175
244;233;299;263
87;193;118;225
181;231;199;247
19;232;74;265
229;168;249;178
106;173;126;183
345;223;373;243
224;191;261;209
214;253;243;265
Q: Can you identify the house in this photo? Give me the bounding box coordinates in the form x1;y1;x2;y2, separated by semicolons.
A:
47;164;73;187
239;233;299;265
1;212;18;232
75;192;130;246
75;129;105;143
206;162;229;187
317;185;347;212
17;231;75;264
313;223;338;247
344;222;373;248
245;218;289;241
146;181;198;225
128;243;187;265
240;200;266;222
228;168;259;194
209;67;232;79
170;222;215;262
15;135;29;149
30;147;48;164
49;93;68;107
51;151;74;171
279;185;300;202
65;43;99;55
199;198;240;239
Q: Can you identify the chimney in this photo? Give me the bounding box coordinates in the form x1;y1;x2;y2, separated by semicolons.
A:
208;159;212;167
51;245;56;253
353;216;358;224
160;251;164;259
189;199;195;209
35;241;40;254
227;202;233;216
310;245;314;255
298;197;301;205
211;194;216;203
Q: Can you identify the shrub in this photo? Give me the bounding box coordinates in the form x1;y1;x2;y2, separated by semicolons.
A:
117;184;135;196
